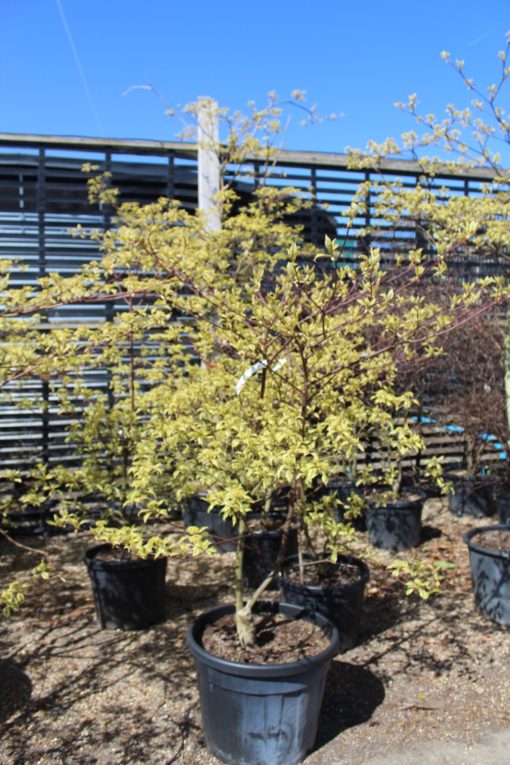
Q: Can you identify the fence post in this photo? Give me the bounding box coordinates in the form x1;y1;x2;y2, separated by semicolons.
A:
198;98;221;231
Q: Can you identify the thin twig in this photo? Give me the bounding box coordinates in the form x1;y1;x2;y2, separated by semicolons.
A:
0;527;50;559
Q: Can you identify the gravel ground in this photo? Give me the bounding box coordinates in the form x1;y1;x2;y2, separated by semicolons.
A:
1;498;509;765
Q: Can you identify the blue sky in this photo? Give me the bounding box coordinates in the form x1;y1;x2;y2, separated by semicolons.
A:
1;0;509;157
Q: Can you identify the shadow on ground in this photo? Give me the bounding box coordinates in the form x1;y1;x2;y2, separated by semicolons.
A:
0;660;32;723
420;524;442;543
359;591;405;641
0;613;201;765
314;660;385;750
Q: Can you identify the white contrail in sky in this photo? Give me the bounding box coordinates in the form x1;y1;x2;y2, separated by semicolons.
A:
55;0;104;136
468;28;497;47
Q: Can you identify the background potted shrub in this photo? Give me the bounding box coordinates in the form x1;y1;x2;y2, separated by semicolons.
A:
277;552;370;653
403;300;505;519
347;34;510;523
0;181;215;627
355;400;431;552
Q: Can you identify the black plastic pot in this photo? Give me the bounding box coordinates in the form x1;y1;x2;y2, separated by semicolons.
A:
310;478;365;530
167;503;182;521
365;495;423;551
183;496;238;552
278;554;369;653
448;477;496;518
242;527;298;591
496;488;510;525
464;524;510;626
188;602;338;765
84;544;167;630
332;481;366;531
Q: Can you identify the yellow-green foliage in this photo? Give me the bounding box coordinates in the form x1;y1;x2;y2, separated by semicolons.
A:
388;558;455;600
1;90;509;636
91;520;215;559
0;561;49;618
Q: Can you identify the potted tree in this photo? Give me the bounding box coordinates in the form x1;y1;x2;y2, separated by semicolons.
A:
130;215;493;763
48;256;213;630
121;90;510;762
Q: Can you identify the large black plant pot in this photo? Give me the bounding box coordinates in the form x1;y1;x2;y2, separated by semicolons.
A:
84;544;167;630
365;495;423;551
183;496;238;552
278;554;369;653
464;524;510;626
242;527;298;591
448;477;496;519
188;602;338;765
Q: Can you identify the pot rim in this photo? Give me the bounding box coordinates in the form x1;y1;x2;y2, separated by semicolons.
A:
187;601;339;678
243;525;297;539
463;524;510;559
83;543;167;570
366;495;423;512
278;553;369;592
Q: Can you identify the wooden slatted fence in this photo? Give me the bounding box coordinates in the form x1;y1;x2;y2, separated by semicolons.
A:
0;134;507;527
